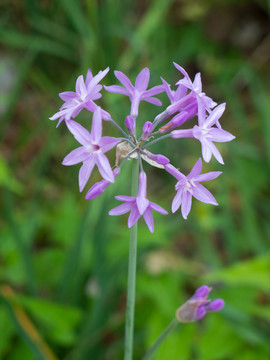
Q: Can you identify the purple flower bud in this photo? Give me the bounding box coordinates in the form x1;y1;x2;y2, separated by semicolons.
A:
175;285;224;323
125;115;135;135
85;168;120;200
142;121;153;140
207;299;225;312
193;285;211;300
147;153;170;165
159;112;188;133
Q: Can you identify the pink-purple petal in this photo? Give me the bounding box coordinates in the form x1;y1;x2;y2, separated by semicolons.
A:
114;70;134;93
171;189;183;213
191;183;218;205
66;120;91;146
91;107;102;143
62;146;89;166
79;158;95;192
181;191;192;219
109;202;133;216
208;128;235;142
193;171;222;182
187;158;202;179
95;152;114;182
143;84;165;97
128;207;141;228
143;207;154;233
99;137;121;153
150;202;168;215
59;91;76;101
115;195;135;202
104;85;129;96
205;103;226;127
135;67;150;91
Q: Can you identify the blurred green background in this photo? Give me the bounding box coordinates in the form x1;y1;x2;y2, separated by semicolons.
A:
0;0;270;359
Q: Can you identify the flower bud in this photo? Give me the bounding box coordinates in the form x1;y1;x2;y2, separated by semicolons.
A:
175;285;224;323
147;153;170;165
125;115;135;135
142;121;153;140
85;168;120;200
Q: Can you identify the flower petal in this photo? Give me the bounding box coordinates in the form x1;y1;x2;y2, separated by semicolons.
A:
115;195;135;202
143;97;162;106
62;146;89;165
142;84;165;97
59;91;76;101
193;73;202;92
208;141;224;164
143;207;154;233
208;128;235;142
114;70;134;93
172;188;183;213
91;107;102;143
66;120;91;146
187;158;202;179
181;191;192;219
95;152;114;182
128;207;141;228
99;136;121;153
109;202;133;216
205;103;226;128
150;202;168;215
135;68;150;91
76;75;87;97
104;85;129;96
193;171;222;182
192;183;218;205
79;157;95;192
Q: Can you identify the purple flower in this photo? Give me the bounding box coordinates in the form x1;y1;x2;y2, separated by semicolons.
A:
104;68;164;117
174;62;217;112
171;103;235;164
49;68;110;126
176;285;225;322
165;158;222;219
109;172;168;233
62;107;121;191
85;168;120;200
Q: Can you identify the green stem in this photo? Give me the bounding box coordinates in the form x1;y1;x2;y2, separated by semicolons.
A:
124;159;139;360
142;319;179;360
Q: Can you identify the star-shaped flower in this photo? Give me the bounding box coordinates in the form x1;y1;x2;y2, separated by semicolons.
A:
165;158;222;219
109;172;168;232
174;62;217;112
104;68;164;117
171;103;235;164
50;68;110;126
62;107;121;191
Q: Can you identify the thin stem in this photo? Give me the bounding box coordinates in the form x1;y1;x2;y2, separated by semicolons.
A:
119;137;136;148
142;319;179;360
124;160;139;360
109;118;130;138
138;152;144;172
142;134;171;149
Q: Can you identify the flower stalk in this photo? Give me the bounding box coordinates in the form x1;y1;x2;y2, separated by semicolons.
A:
124;159;139;360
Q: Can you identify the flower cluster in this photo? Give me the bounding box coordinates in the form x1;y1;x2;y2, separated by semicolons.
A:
50;63;234;232
176;285;224;322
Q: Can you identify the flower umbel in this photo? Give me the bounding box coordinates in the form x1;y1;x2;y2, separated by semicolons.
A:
176;285;225;322
51;62;234;228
